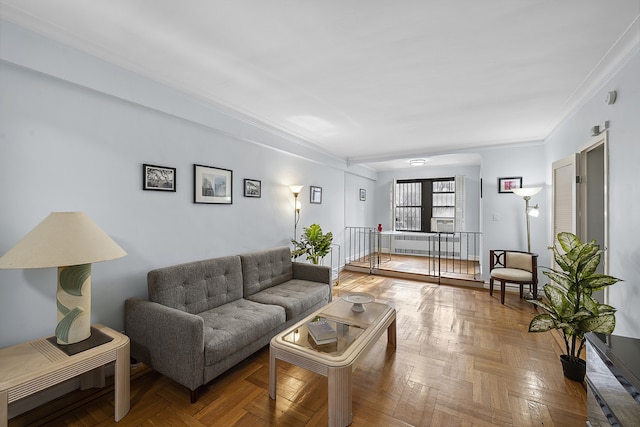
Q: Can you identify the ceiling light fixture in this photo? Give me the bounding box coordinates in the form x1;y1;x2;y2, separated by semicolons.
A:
409;159;426;166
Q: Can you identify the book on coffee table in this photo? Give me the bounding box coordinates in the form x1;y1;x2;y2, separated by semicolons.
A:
307;319;337;345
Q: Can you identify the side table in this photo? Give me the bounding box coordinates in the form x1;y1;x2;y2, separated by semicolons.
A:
0;324;130;426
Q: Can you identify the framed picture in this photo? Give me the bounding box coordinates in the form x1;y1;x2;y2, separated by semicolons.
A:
194;164;232;204
143;164;176;192
310;186;322;204
359;188;366;201
498;176;523;193
243;179;261;198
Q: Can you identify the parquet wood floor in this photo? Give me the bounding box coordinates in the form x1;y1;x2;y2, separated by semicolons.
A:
10;270;586;426
347;254;481;282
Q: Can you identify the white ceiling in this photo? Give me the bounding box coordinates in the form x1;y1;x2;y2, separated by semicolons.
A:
1;1;639;170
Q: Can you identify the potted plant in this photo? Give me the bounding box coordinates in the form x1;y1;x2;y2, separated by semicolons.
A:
291;224;333;265
528;232;622;382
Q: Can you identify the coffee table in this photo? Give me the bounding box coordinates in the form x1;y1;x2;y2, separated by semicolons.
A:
269;298;396;427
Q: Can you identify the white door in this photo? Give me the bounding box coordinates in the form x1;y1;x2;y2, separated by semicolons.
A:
552;154;578;244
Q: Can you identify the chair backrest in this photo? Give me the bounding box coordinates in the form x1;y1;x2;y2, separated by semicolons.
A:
506;252;534;272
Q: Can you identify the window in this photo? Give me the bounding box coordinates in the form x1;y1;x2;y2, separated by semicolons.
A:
395;178;455;232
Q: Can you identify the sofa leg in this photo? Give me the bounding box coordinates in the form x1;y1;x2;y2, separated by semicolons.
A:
190;388;198;403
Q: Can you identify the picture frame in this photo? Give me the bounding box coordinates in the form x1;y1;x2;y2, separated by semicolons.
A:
359;188;366;201
143;164;176;192
194;164;232;204
243;179;261;198
498;176;523;193
310;185;322;204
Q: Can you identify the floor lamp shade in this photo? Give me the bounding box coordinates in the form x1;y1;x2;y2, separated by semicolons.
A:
0;212;127;344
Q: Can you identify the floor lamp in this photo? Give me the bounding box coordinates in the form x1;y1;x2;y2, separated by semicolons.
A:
290;185;303;240
512;187;542;253
0;212;127;346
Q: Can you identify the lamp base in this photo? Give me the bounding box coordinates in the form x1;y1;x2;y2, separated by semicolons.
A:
56;264;92;345
47;326;113;356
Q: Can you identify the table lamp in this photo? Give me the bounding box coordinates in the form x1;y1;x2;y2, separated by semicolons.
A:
0;212;127;345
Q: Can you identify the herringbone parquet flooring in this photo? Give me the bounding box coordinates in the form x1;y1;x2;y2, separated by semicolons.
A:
10;270;586;426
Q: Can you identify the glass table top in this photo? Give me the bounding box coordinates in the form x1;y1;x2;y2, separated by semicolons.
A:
282;316;366;356
281;299;390;356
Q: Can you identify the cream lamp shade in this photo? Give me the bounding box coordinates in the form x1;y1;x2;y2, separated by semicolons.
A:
512;187;542;197
289;185;303;196
0;212;127;345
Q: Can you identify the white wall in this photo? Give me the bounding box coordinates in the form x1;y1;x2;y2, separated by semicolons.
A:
476;46;640;339
543;47;640;339
478;143;548;272
1;19;639;347
376;163;482;232
344;170;376;228
0;21;362;347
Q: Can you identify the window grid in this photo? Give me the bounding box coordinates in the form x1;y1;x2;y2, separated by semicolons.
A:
395;178;455;232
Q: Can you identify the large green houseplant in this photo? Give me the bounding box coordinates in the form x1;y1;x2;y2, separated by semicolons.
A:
291;224;333;265
528;232;621;381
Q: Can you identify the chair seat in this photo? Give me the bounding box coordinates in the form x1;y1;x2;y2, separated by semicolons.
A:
490;267;533;282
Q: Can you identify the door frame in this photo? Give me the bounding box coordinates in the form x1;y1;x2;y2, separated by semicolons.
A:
578;132;609;275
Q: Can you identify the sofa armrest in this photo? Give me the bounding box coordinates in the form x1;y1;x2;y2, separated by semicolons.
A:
292;262;332;301
125;297;205;391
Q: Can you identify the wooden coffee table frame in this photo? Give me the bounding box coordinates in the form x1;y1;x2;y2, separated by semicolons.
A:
0;324;130;426
269;299;396;427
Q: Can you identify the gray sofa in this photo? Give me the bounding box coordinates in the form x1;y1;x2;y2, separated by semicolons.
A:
124;246;331;402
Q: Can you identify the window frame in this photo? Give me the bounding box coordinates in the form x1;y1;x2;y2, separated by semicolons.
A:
395;177;455;232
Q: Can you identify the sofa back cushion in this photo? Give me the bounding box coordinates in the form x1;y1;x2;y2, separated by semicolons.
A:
240;247;293;297
147;255;243;314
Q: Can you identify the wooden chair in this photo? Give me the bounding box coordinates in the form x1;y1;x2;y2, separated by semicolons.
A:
489;250;538;304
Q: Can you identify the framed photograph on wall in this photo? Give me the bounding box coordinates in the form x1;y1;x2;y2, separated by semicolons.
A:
243;179;261;198
310;186;322;204
194;164;232;204
498;176;522;193
143;164;176;192
359;188;366;201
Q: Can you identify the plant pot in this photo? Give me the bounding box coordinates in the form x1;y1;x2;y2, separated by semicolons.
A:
560;355;586;382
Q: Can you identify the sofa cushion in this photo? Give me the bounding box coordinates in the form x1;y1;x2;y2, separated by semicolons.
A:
148;256;243;314
240;247;293;297
245;279;330;320
200;299;285;366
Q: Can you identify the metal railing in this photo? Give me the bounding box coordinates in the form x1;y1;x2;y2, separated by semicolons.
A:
344;227;482;281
